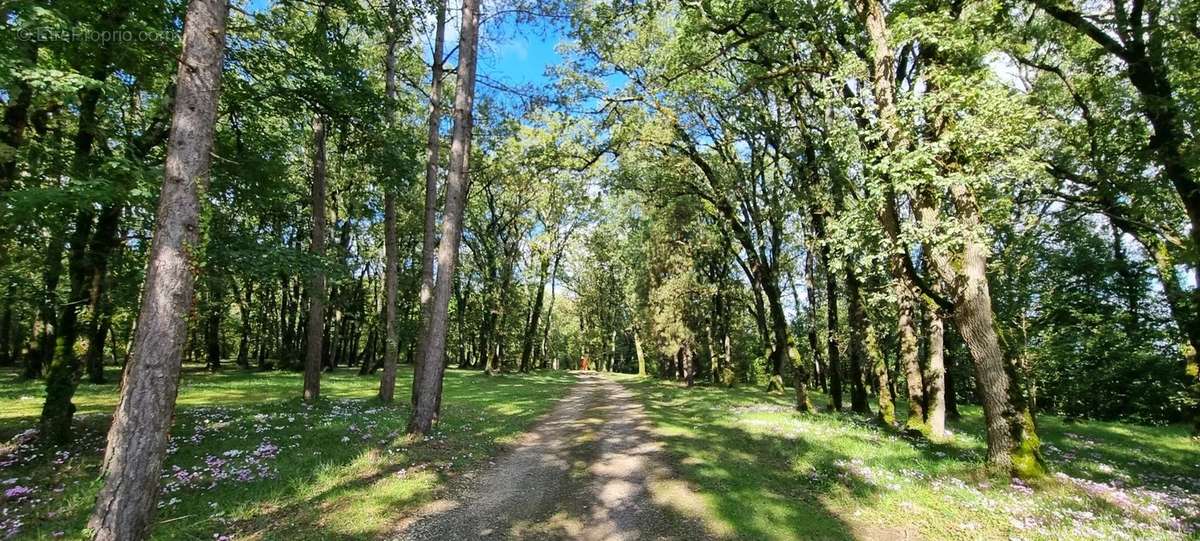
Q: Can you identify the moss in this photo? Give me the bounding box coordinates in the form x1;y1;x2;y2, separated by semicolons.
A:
903;417;929;437
877;401;896;427
719;367;735;388
766;375;785;394
1011;410;1047;480
39;341;81;445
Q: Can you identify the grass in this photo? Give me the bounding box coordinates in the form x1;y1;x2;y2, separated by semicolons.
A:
4;366;1197;540
606;373;1200;541
0;365;575;540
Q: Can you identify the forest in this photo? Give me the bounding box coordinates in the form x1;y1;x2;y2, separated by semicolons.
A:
0;0;1198;538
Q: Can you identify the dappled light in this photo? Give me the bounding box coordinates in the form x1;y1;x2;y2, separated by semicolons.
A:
1;0;1198;536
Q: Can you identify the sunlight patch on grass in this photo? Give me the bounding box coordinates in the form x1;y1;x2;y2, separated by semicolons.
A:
0;367;575;540
610;374;1200;541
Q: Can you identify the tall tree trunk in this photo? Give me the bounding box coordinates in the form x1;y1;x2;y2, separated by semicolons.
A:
845;267;871;415
762;275;790;377
378;0;403;402
87;0;227;535
924;301;947;438
705;323;717;382
898;278;925;432
804;253;827;392
236;280;252;368
0;289;14;367
84;305;113;383
204;277;223;371
944;185;1043;475
540;253;560;368
813;209;843;411
633;328;646;376
609;328;618;373
408;0;479;434
26;231;66;380
454;276;468;367
41;0;137;439
945;348;960;420
519;256;549;372
412;0;447;408
40;83;106;444
303;113;327;401
864;303;895;426
83;223;124;384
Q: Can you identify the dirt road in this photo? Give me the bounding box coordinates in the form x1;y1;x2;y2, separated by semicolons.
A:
392;373;717;541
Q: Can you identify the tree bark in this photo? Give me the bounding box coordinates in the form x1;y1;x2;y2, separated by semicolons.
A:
814;210;843;411
204;292;222;371
236;280;252;368
898;277;925;431
0;289;14;367
40;81;106;444
540;253;561;368
412;0;447;408
408;0;479;434
946;185;1042;474
924;299;947;438
379;0;403;402
303;113;327;401
803;254;827;393
86;0;228;535
519;257;549;372
846;267;871;414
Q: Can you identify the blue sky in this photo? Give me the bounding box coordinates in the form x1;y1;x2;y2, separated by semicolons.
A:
240;0;573;103
478;18;565;90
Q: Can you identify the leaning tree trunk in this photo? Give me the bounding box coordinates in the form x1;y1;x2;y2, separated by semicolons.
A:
303;113;327;401
411;0;447;408
408;0;480;435
945;184;1043;475
86;0;228;536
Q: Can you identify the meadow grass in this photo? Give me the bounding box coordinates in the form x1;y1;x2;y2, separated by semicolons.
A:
0;366;575;540
607;374;1200;541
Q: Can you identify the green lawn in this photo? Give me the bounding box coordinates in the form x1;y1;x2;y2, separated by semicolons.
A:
608;374;1200;541
0;366;576;540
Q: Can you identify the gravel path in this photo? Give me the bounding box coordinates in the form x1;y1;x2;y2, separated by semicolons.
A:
392;372;714;541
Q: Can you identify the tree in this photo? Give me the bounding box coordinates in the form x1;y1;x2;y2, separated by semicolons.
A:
408;0;480;434
86;0;229;535
409;0;446;407
303;112;327;401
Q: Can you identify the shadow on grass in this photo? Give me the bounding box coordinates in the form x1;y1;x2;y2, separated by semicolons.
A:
616;376;1200;541
0;367;578;540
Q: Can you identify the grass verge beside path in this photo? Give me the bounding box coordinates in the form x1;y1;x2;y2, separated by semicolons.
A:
0;367;575;540
607;373;1200;541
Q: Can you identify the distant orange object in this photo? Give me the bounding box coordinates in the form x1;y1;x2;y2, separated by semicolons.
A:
580;355;590;371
